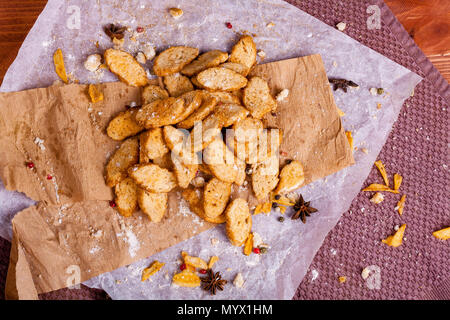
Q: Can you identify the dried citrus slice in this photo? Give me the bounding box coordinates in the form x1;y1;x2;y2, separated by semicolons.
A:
208;256;219;269
393;173;403;190
362;184;399;193
88;84;104;103
53;49;68;84
374;160;389;187
395;194;406;216
432;227;450;240
172;270;201;287
243;233;254;256
141;261;165;281
184;255;208;269
382;224;406;247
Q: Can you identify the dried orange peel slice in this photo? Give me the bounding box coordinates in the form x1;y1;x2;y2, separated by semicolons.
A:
382;224;406;247
395;194;406;216
243;233;254;256
345;131;353;151
53;48;68;84
362;184;399;193
393;173;403;190
88;84;104;103
374;160;389;187
432;227;450;240
141;260;165;281
184;255;208;269
172;270;201;287
208;256;219;269
254;202;272;215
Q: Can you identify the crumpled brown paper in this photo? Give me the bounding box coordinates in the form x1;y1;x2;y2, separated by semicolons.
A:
1;54;353;299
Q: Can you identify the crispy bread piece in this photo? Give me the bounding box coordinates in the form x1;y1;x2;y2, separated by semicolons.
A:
141;85;169;104
251;153;279;200
128;163;177;193
274;160;305;194
234;157;246;186
114;177;138;217
177;90;203;120
203;138;238;183
139;128;169;163
225;198;252;246
187;114;222;153
135;97;185;128
213;103;249;127
232;117;264;143
228;35;257;76
190;76;205;89
182;187;226;224
153;46;199;76
181;50;229;76
197;67;248;91
163;73;194;97
152;152;174;170
250;128;283;164
219;62;247;76
107;109;144;141
137;188;168;223
243;76;277;119
172;155;198;188
177;93;217;129
204;178;232;218
208;91;241;104
104;49;148;87
163;125;198;165
105;137;139;187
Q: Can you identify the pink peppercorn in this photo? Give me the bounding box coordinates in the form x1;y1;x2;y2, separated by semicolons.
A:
225;22;232;29
253;247;260;254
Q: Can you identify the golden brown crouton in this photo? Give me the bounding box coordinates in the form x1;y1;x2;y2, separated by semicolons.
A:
153;46;199;76
141;85;169;105
104;49;148;87
228;35;257;76
204;178;232;218
182;187;226;224
225;198;252;246
105;137;139;187
106;109;144;141
243;76;277;119
172;155;198;188
114;177;138;217
137;188;168;223
163;73;194;97
274;160;305;194
128;163;177;193
135;97;185;128
208;91;241;104
213;103;249;127
203;138;238;183
139;128;169;162
196;67;248;91
219;62;248;76
251;154;279;200
177;93;217;129
181;50;229;76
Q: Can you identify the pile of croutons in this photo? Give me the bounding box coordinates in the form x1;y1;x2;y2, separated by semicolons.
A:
104;35;305;246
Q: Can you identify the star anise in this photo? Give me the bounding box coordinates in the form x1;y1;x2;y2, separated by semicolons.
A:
328;78;359;93
291;194;318;223
104;24;127;40
200;269;227;295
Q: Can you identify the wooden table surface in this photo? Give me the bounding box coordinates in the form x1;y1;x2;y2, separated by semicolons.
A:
0;0;449;83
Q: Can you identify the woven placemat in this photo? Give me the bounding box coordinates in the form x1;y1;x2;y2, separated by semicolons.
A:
0;0;448;300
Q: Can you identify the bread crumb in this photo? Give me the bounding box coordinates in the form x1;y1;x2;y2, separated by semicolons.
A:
370;192;384;204
369;87;378;96
338;276;346;283
84;54;102;72
169;7;183;19
142;44;156;61
276;89;289;102
257;50;266;59
210;238;219;246
136;52;146;64
266;22;275;28
361;148;369;154
336;22;346;31
233;273;245;288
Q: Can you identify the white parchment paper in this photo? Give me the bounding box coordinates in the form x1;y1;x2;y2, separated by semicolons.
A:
0;0;421;299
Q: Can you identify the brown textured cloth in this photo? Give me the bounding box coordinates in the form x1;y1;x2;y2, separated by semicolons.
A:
0;0;449;300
